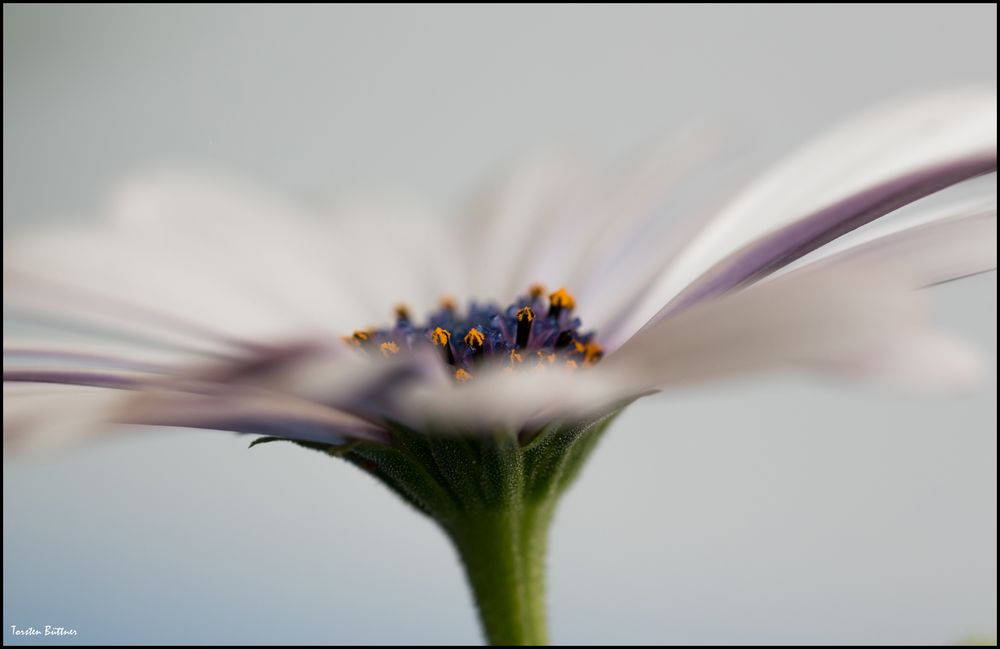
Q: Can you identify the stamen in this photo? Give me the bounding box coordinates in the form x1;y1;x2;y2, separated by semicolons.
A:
348;330;372;346
463;328;485;349
548;288;575;318
431;327;451;346
554;330;574;349
515;306;534;349
583;341;603;366
431;327;455;365
352;285;599;377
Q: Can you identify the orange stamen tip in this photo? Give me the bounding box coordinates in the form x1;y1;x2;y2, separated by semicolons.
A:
379;341;400;357
536;351;556;365
583;341;604;365
516;306;535;322
351;330;371;343
454;368;472;383
430;327;451;346
549;287;575;310
528;283;546;299
463;328;485;348
509;349;524;364
394;304;410;320
439;295;456;311
565;359;579;371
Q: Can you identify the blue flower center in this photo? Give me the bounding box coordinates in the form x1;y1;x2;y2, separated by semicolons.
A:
345;285;603;381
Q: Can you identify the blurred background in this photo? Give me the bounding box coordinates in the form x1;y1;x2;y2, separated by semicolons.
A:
3;4;996;645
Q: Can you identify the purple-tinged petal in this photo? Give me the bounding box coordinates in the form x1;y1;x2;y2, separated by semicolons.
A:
117;390;391;446
776;200;996;287
4;269;248;355
3;368;155;390
662;152;996;314
3;346;168;373
3;381;391;452
608;89;996;346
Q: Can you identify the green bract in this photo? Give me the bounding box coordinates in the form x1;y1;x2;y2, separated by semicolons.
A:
252;404;629;645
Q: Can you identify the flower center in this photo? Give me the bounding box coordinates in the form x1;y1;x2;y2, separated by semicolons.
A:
345;286;603;381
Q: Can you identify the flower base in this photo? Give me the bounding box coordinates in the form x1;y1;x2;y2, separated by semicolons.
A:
259;406;626;645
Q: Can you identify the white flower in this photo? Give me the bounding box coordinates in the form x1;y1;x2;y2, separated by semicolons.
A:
3;88;996;452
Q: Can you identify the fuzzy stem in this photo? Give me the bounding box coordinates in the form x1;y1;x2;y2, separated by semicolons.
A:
338;409;627;645
447;505;554;646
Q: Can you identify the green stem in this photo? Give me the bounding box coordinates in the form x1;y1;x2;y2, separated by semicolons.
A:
336;410;627;645
518;503;554;640
447;505;554;646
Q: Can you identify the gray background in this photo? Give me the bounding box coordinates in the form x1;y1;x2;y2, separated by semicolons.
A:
3;4;996;645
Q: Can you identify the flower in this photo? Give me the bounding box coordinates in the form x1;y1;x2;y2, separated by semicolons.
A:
3;89;997;645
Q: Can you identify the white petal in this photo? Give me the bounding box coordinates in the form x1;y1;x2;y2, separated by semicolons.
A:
108;171;386;334
613;88;997;346
2;336;437;447
191;342;450;421
463;155;596;301
117;387;390;445
2;345;405;450
331;202;469;320
518;130;726;300
5;171;400;349
4;267;244;356
4;384;132;453
600;268;933;392
569;131;762;332
462;129;750;328
775;199;997;287
3;344;167;373
3;366;165;390
811;330;984;392
396;363;620;431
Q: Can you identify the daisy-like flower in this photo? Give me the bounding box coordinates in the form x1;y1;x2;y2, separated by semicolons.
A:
3;89;997;645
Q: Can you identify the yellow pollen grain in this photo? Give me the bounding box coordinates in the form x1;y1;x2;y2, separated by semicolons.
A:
379;341;400;357
549;287;576;310
454;368;472;383
516;306;535;322
431;327;452;346
464;328;485;348
528;283;546;299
